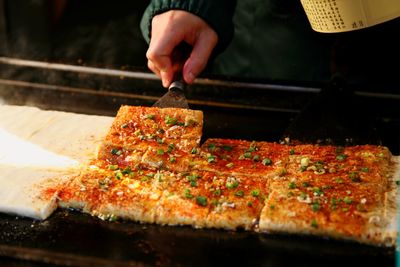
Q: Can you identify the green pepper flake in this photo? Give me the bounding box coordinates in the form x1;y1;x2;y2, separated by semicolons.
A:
288;182;297;189
221;145;233;151
336;154;347;161
145;114;155;120
262;158;272;166
208;143;216;151
235;190;244;197
311;201;320;212
191;148;198;154
196;196;208;207
270;204;275;210
225;162;234;168
167;143;175;153
108;164;119;171
335;177;344;183
183;189;193;199
302;182;310;187
289;149;295;155
121;167;132;175
360;167;370;173
111;148;122;156
115;171;123;180
169;157;176;163
214;189;222;196
251;189;260;197
157;149;164;155
349;171;361;182
343;196;353;204
311;219;318;228
207;155;216;163
253;155;260;162
165;115;178;125
120;123;128;129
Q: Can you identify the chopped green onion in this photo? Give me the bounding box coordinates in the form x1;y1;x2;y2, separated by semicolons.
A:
121;167;132;175
270;204;275;210
167;143;174;153
165;115;178;125
108;165;119;171
247;201;253;207
311;219;318;228
335;177;344;183
115;171;123;180
196;196;208;207
226;179;239;189
262;158;272;166
145;114;155;120
221;145;233;151
190;181;197;187
207;155;216;163
251;189;260;197
336;154;347;161
253;155;260;162
157;149;164;155
214;189;222;196
183;189;193;199
208;143;216;151
349;172;361;182
225;162;234;168
235;190;244;197
191;148;198;154
289;149;295;155
288;182;296;189
302;182;310;187
120;123;128;129
343;196;353;204
313;187;323;196
360;167;369;172
156;137;164;144
111;148;122;156
169;157;176;163
311;201;320;212
243;152;252;159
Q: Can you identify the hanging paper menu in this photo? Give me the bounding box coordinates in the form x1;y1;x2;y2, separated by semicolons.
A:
300;0;400;33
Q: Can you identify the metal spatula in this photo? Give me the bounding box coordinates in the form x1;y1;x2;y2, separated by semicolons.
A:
152;75;189;109
152;42;191;109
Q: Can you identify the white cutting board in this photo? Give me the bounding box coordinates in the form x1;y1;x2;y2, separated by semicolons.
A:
0;105;113;219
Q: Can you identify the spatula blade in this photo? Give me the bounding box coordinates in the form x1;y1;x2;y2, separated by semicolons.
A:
153;81;189;109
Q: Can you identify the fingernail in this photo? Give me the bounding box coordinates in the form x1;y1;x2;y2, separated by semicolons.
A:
186;72;195;84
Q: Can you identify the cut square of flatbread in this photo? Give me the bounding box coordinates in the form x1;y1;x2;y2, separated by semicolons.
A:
193;139;289;178
58;165;165;223
259;161;397;246
98;106;203;156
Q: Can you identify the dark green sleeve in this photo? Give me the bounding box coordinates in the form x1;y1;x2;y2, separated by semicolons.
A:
140;0;237;55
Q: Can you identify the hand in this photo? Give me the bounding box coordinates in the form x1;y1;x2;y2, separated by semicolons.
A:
146;10;218;87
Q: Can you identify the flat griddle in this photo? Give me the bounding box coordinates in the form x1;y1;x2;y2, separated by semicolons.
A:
0;60;398;266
